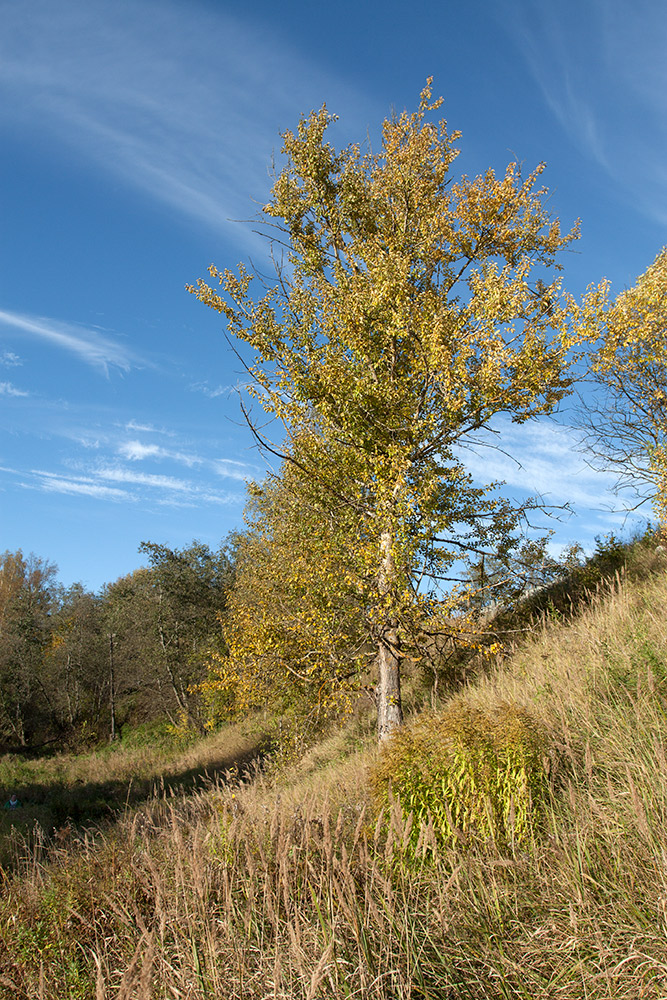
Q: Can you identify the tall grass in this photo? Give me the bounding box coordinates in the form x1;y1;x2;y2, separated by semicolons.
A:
371;701;549;850
1;561;667;998
0;720;269;866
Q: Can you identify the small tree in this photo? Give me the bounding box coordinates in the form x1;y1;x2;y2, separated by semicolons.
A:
580;248;667;528
191;82;589;739
202;462;369;726
0;550;58;744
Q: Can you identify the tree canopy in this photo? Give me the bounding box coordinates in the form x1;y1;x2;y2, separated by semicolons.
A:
581;247;667;527
191;82;595;739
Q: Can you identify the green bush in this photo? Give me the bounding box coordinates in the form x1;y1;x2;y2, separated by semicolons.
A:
371;700;550;849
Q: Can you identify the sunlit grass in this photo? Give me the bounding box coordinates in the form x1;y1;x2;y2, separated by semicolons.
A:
1;552;667;997
0;719;270;868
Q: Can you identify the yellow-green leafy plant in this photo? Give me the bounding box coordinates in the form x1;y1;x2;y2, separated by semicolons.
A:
371;700;550;849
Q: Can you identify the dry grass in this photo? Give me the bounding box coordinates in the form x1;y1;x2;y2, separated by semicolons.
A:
1;565;667;998
0;721;269;864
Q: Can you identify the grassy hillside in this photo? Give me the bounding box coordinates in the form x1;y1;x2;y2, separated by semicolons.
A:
1;545;666;998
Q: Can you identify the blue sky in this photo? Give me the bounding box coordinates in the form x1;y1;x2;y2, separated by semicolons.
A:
1;0;665;592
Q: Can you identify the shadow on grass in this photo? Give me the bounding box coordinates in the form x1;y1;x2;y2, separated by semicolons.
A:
0;733;273;869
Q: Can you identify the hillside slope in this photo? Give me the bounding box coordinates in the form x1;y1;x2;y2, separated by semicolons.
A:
1;554;667;998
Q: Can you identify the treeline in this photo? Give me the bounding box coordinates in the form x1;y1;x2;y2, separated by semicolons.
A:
0;540;236;749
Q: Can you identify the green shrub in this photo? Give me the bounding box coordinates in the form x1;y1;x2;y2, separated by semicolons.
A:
371;700;550;849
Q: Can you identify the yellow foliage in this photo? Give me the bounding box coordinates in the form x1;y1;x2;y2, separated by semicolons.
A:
190;82;595;736
585;248;667;529
200;466;369;726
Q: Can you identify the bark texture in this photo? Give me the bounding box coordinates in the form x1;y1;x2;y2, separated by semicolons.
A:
376;530;403;741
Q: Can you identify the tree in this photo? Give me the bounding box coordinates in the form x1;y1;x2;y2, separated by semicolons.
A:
45;583;106;732
98;568;162;738
137;539;235;728
463;534;590;615
95;541;235;736
579;248;667;528
202;463;369;726
0;550;58;744
190;82;590;739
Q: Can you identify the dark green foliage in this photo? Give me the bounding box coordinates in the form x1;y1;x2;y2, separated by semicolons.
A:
0;551;59;746
136;538;237;728
0;539;238;751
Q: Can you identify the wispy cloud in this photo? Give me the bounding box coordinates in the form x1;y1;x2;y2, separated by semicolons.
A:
117;440;201;466
118;441;166;462
0;0;374;242
458;418;620;513
124;420;173;436
0;308;142;374
117;438;255;481
211;459;254;483
502;0;667;224
31;470;132;501
0;381;29;397
91;464;242;506
94;466;192;492
1;351;22;367
2;460;242;508
189;381;234;399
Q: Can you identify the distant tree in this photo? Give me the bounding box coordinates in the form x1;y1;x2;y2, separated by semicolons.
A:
191;82;598;739
99;568;159;738
580;248;667;528
0;550;58;744
45;583;106;732
137;539;235;728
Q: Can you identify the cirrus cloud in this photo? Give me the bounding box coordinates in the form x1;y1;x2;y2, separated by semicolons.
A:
0;308;143;375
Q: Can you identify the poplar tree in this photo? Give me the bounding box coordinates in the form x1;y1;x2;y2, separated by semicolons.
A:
190;82;588;739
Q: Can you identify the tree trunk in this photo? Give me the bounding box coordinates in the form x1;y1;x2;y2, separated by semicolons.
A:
108;632;117;742
65;652;74;727
157;590;190;718
376;530;403;741
377;627;402;741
